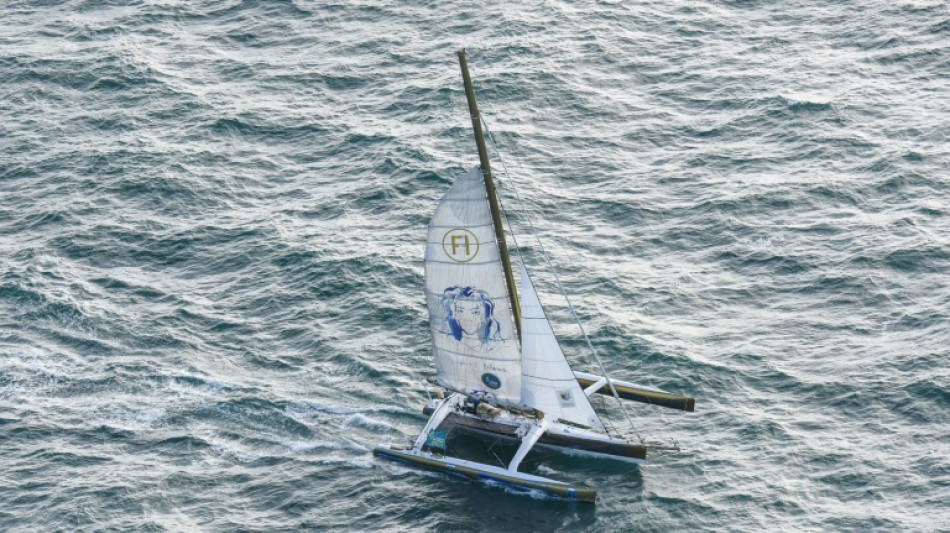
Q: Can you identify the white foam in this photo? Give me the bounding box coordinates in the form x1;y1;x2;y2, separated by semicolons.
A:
342;413;394;432
285;440;368;453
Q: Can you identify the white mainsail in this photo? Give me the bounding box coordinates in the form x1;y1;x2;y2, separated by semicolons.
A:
519;263;604;430
425;166;522;405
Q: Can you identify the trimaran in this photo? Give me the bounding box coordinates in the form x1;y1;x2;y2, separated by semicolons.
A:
374;50;695;502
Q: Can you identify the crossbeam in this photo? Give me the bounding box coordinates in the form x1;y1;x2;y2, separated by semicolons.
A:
508;419;549;472
413;394;459;451
583;376;608;397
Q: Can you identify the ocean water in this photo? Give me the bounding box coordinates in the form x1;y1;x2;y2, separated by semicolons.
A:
2;0;948;531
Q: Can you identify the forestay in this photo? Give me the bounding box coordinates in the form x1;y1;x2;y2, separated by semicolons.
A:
424;166;522;405
519;264;604;430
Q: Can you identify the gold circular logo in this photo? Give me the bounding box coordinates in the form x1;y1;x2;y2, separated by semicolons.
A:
442;228;479;262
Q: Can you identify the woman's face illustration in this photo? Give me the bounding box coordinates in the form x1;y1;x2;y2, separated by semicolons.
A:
453;299;484;336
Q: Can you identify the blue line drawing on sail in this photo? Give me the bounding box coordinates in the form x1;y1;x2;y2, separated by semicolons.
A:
439;286;506;348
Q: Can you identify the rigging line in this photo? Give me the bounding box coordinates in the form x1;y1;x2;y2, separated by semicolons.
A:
482;120;620;441
480;111;645;445
486;437;507;468
480;101;588;279
594;392;619;437
479;113;623;439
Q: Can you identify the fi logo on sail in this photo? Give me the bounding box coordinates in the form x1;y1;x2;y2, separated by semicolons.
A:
442;228;479;262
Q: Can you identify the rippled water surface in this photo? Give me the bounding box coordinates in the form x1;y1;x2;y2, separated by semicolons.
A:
2;0;949;531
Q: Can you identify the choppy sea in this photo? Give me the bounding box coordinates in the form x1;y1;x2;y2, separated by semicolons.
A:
2;0;949;531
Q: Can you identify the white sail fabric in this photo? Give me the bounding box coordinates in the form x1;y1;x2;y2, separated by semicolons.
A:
424;166;521;405
519;264;604;430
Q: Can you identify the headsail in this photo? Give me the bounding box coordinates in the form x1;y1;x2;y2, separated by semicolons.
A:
425;166;522;405
519;264;604;430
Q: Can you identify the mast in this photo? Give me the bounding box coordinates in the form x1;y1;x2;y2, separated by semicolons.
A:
457;49;522;341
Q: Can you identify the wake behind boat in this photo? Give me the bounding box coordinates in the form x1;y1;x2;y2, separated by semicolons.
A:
373;50;695;503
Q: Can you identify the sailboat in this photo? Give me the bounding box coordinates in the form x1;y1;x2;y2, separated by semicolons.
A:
373;50;695;502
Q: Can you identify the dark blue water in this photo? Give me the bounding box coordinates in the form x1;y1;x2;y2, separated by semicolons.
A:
2;1;948;530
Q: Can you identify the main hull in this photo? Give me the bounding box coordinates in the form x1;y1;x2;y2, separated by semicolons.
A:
437;412;647;462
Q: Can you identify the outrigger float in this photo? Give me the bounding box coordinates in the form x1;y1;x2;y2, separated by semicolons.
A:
374;50;695;503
